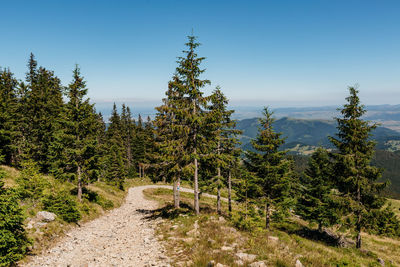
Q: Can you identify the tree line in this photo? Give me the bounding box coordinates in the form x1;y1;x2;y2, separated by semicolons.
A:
149;35;400;250
0;55;154;201
1;35;399;258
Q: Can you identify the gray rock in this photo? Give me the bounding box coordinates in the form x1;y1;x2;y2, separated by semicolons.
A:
35;222;48;228
249;261;267;267
235;252;257;262
26;221;34;229
234;260;244;266
378;258;385;266
268;236;279;242
207;260;216;267
36;211;57;222
187;228;199;237
295;259;304;267
221;246;233;251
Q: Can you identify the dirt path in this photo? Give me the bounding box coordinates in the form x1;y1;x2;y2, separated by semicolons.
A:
24;185;175;267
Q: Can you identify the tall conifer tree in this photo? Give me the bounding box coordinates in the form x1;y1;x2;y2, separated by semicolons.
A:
329;86;386;248
208;87;241;214
105;104;126;188
24;54;64;172
297;148;341;231
245;107;294;229
171;35;211;215
0;68;18;165
49;66;98;201
154;85;187;208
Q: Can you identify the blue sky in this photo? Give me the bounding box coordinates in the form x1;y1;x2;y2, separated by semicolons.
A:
1;0;400;108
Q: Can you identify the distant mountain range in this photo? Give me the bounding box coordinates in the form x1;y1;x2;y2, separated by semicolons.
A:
95;103;400;132
235;116;400;198
236;117;400;153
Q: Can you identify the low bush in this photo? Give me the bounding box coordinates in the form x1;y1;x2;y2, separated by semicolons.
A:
70;186;99;202
0;169;30;267
16;160;49;200
363;205;400;237
42;191;81;223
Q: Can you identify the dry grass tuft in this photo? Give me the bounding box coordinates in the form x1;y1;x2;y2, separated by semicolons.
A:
145;188;400;267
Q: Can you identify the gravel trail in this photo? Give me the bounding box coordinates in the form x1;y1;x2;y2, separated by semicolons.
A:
23;185;178;267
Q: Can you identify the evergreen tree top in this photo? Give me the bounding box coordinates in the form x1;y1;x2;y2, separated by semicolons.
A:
251;107;285;154
173;35;211;99
68;65;88;103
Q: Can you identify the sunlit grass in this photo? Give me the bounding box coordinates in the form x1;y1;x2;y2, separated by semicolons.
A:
145;188;400;267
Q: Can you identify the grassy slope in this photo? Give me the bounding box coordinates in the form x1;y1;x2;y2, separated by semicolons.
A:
144;188;400;267
0;165;150;261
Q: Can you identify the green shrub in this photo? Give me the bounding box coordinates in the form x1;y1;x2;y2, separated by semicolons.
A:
0;169;30;267
362;205;400;237
230;205;263;231
97;197;114;210
16;160;49;200
70;187;99;202
70;187;114;209
42;191;81;223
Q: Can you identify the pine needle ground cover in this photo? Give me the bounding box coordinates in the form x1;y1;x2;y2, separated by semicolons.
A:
144;188;400;267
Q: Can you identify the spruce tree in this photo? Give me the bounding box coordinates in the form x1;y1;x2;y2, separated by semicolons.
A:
233;166;261;229
329;86;386;248
0;167;30;266
245;107;294;229
94;112;107;181
133;114;146;178
297;147;341;231
121;105;134;174
23;54;64;172
208;87;241;214
49;66;98;201
10;80;30;167
154;85;187;208
171;35;211;215
143;116;156;178
105;104;126;188
0;68;18;165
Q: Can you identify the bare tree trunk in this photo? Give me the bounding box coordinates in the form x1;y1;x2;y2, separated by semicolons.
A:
193;95;199;215
173;179;178;208
228;170;232;214
266;201;271;229
356;178;362;248
142;165;145;178
217;187;221;215
127;134;132;169
245;189;248;220
216;140;222;215
173;176;180;209
194;156;199;215
77;165;82;202
356;225;362;249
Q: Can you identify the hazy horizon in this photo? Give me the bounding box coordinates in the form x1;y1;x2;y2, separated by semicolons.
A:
2;0;400;107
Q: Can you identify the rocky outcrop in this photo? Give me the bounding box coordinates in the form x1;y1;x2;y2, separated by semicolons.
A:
36;211;56;222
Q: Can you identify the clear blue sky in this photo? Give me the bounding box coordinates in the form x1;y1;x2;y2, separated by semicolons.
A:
1;0;400;108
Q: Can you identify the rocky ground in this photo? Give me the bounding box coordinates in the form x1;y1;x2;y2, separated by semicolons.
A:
23;185;173;267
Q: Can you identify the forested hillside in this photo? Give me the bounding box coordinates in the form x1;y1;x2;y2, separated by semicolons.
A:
237;117;400;151
236;117;400;198
0;55;157;266
1;35;400;266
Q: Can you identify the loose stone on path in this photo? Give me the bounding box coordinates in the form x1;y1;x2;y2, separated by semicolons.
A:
23;186;171;267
